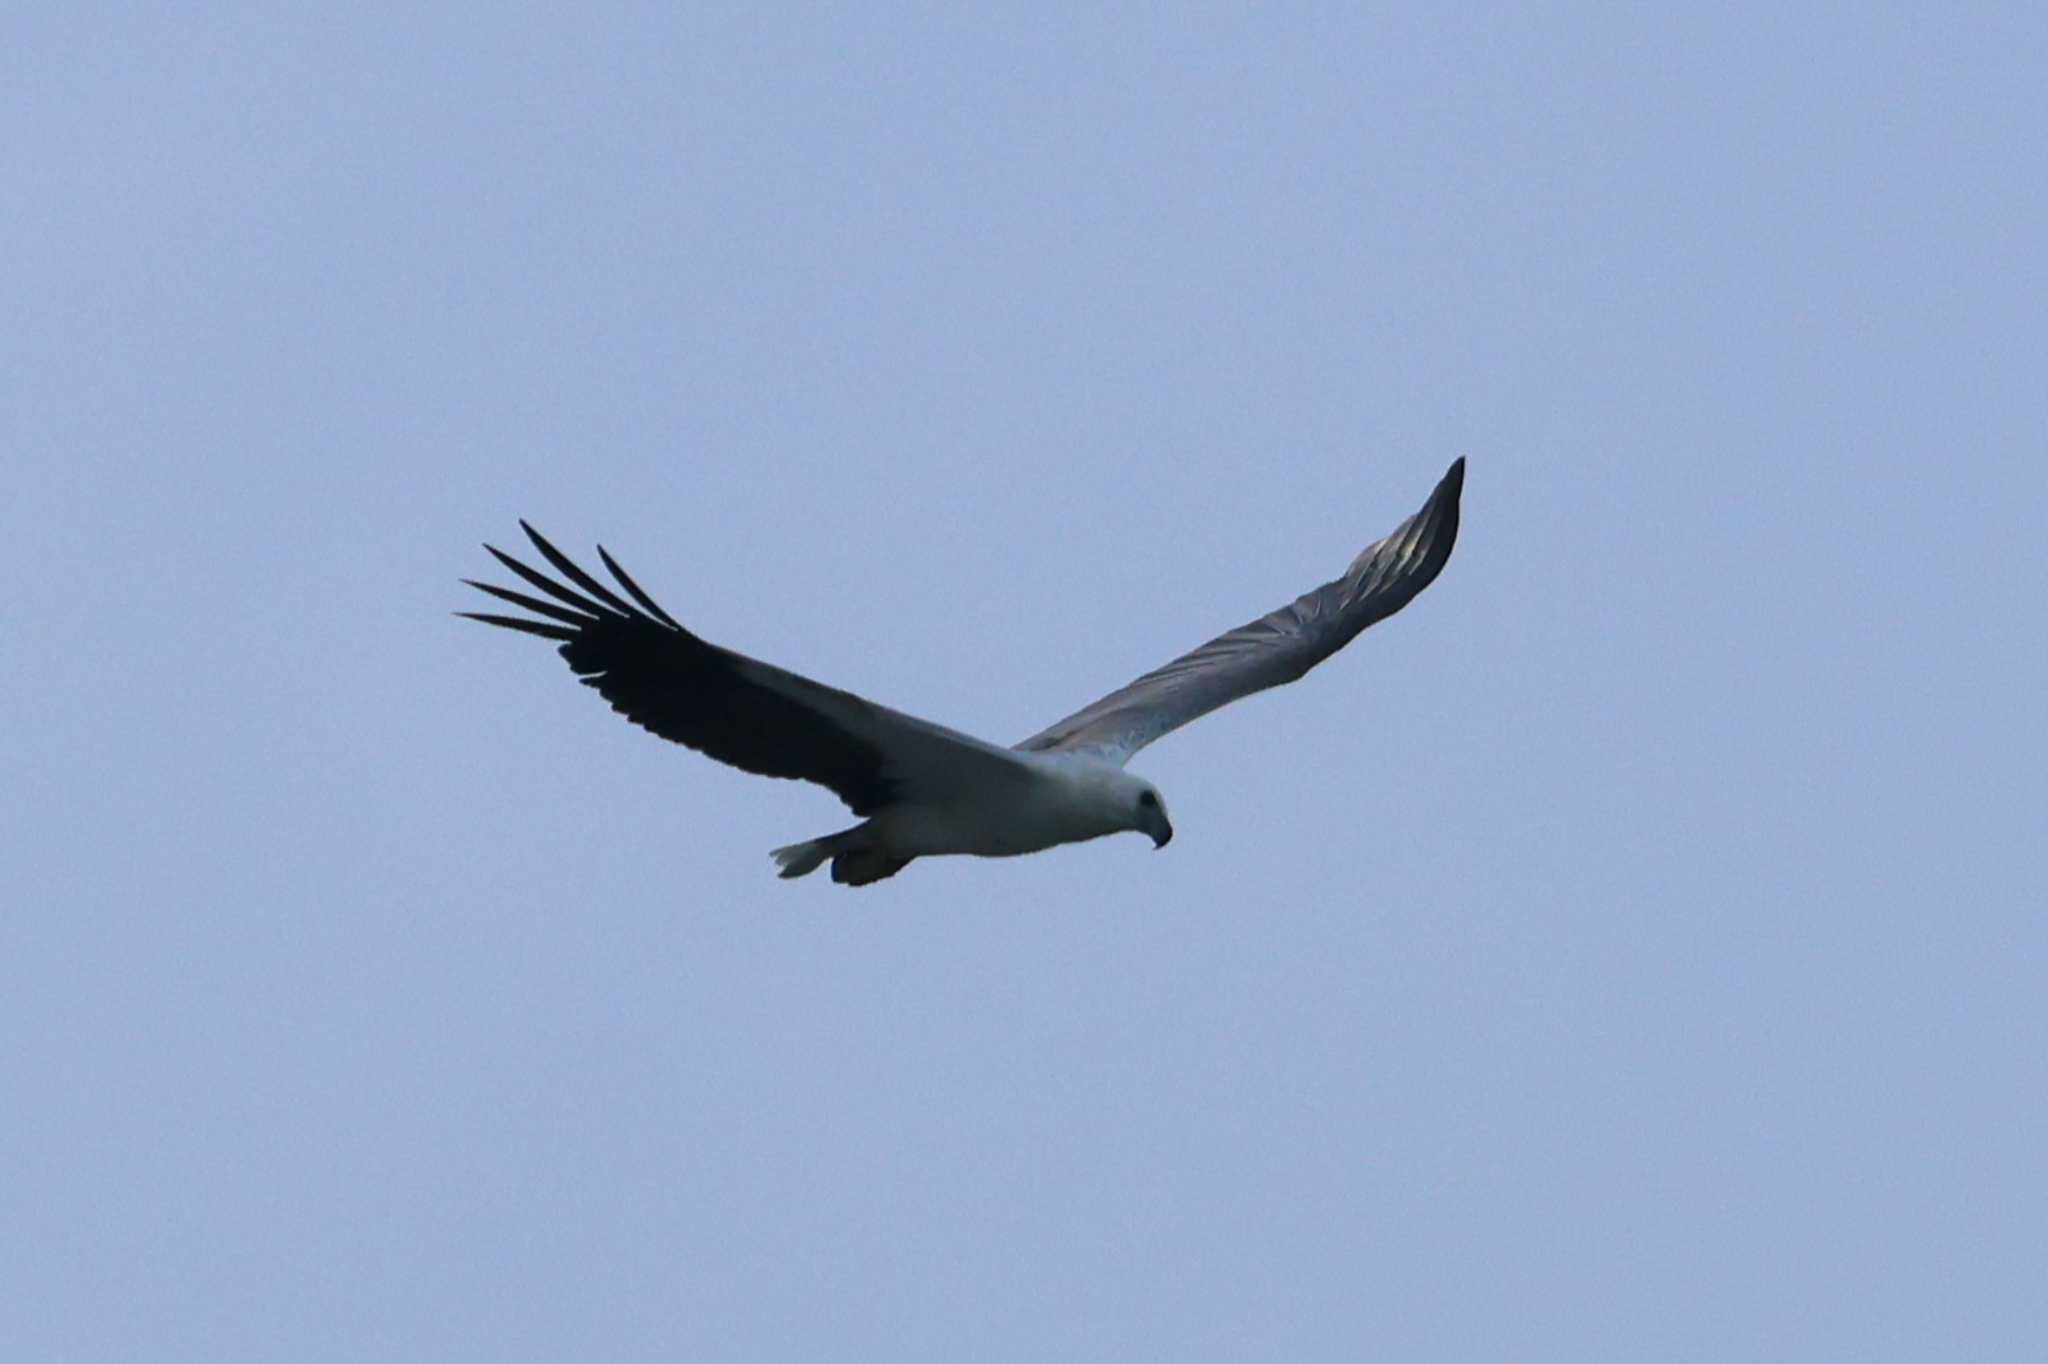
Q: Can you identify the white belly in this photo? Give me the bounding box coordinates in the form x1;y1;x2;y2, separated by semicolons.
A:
867;767;1124;860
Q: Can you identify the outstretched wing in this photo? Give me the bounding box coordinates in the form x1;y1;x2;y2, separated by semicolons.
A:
462;523;1039;815
1016;458;1464;764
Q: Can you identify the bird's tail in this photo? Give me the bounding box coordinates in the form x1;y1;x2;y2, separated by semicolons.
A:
770;836;836;879
770;826;912;885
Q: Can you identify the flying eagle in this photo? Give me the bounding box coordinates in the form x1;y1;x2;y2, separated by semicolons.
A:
461;458;1464;885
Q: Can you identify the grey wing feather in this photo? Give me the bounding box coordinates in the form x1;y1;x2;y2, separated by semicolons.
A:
1015;458;1464;764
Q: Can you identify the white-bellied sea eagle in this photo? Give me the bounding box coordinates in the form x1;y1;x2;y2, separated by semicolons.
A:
461;458;1463;885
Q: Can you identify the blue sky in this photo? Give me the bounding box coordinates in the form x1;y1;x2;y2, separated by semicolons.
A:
5;5;2043;1360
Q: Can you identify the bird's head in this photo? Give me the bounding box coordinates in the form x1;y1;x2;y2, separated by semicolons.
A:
1129;781;1173;850
1051;758;1174;851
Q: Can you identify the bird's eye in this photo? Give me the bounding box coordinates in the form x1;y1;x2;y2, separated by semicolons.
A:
1138;791;1157;808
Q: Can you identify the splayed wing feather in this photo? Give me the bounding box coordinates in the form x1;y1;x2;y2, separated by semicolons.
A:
460;579;597;628
462;531;1042;816
484;543;618;619
454;611;578;643
597;545;684;629
518;520;641;618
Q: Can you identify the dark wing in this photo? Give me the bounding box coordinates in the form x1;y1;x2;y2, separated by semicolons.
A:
462;523;1039;815
1016;458;1464;764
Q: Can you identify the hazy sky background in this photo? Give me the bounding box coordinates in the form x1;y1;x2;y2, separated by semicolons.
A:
6;5;2043;1360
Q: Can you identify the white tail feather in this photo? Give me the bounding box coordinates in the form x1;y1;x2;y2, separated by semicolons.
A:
769;839;831;879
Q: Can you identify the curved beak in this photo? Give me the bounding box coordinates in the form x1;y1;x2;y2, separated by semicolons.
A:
1143;809;1174;849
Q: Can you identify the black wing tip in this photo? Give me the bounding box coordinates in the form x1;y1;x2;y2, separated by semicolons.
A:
596;543;686;631
513;519;574;574
1417;457;1465;549
454;610;578;642
1439;456;1466;502
1428;457;1464;558
463;523;694;642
